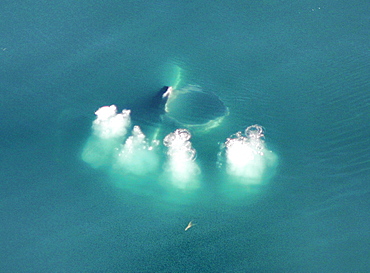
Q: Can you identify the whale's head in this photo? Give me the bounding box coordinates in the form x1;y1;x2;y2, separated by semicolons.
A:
161;86;173;99
151;86;173;111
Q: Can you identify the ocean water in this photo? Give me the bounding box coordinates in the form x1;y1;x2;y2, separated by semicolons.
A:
1;1;370;272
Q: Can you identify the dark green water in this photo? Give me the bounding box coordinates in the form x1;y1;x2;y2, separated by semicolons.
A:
1;1;370;272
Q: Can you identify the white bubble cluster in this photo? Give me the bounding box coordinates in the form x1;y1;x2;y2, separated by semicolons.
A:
92;105;131;139
222;125;278;185
115;125;159;175
164;129;196;161
162;129;200;189
81;105;131;168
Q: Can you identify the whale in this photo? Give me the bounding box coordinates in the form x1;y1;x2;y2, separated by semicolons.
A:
129;63;229;140
128;86;173;141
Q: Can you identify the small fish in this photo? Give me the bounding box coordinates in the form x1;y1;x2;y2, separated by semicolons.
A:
185;221;196;231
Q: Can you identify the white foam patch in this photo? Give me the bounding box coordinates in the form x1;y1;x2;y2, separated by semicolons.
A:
92;105;131;139
222;125;278;185
81;105;131;168
114;125;159;175
162;129;200;190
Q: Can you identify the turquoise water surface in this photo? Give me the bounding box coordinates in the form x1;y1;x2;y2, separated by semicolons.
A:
1;1;370;272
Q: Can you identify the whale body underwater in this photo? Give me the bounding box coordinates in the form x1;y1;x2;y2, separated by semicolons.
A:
127;86;172;137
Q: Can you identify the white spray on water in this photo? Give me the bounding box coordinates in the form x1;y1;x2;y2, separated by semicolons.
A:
162;129;200;190
114;125;160;175
81;105;131;168
220;124;278;185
